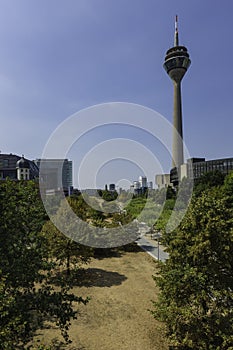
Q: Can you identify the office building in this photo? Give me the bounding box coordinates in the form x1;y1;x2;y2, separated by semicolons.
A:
109;183;116;191
130;176;150;195
181;157;233;181
139;176;147;189
35;158;73;191
147;181;153;190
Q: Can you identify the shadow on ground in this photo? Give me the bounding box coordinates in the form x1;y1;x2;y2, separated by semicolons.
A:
140;244;158;252
76;268;127;287
51;268;127;288
93;242;142;260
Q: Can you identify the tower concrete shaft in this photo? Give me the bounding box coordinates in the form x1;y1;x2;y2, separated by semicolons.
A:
163;16;191;169
173;81;183;167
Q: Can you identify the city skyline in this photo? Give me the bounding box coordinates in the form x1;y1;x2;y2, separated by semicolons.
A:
0;1;232;188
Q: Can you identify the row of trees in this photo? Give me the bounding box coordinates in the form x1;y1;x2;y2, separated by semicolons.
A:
152;171;233;349
0;180;136;348
0;180;92;349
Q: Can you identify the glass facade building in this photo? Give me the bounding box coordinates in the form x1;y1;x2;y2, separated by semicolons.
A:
34;158;73;191
187;157;233;181
170;157;233;185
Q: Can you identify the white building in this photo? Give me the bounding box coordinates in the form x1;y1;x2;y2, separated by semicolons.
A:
139;176;147;188
155;174;171;189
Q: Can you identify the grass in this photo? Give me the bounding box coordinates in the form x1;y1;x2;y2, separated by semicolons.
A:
33;245;168;350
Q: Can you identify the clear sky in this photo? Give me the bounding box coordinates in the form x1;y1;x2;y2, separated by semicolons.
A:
0;0;232;189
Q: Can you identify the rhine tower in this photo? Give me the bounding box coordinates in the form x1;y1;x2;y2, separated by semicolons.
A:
163;16;191;173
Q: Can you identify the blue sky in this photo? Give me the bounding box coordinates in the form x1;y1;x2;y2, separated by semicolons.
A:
0;0;233;188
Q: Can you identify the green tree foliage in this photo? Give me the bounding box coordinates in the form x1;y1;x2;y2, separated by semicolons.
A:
174;177;193;210
117;190;132;203
105;211;132;228
125;197;147;219
223;171;233;202
154;198;176;235
68;194;89;221
152;186;176;203
124;188;176;230
99;189;118;201
0;180;88;349
42;216;92;276
194;170;225;196
152;177;233;349
165;185;176;200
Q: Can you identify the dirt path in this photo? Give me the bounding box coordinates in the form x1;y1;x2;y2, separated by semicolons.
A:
38;249;168;350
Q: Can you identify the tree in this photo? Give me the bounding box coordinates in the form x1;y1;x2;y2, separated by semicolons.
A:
152;180;233;349
153;198;176;235
41;199;93;276
166;185;176;200
100;189;118;202
194;170;225;196
222;171;233;203
125;196;147;219
0;180;88;348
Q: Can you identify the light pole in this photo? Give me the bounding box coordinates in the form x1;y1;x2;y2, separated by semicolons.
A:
153;230;161;261
158;236;160;261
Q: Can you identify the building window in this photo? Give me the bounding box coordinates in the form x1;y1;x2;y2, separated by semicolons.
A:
3;159;9;167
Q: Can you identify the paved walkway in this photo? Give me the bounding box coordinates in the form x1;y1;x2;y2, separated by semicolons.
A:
136;235;169;262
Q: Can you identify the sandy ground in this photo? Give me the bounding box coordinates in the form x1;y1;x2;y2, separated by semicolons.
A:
37;248;168;350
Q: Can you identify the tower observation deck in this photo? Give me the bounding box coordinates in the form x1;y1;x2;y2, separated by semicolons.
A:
164;16;191;175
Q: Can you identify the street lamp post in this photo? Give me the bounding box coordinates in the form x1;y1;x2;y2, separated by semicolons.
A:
158;237;160;261
153;230;161;261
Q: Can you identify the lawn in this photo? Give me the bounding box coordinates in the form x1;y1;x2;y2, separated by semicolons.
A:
35;246;168;350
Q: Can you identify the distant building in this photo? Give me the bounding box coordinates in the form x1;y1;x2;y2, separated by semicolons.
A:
130;176;151;195
16;157;30;180
155;174;171;189
129;185;134;193
180;157;233;182
147;181;153;190
118;187;123;194
109;183;116;191
35;158;73;191
167;157;233;186
139;176;147;189
0;153;39;181
133;181;141;195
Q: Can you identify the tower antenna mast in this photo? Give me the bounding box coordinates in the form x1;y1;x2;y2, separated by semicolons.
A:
174;15;179;46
